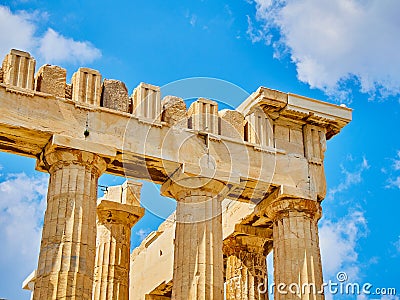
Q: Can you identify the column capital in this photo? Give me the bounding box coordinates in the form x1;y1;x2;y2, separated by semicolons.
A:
35;134;116;175
265;197;322;221
161;176;226;200
160;164;238;201
223;235;269;257
38;147;107;176
97;199;144;228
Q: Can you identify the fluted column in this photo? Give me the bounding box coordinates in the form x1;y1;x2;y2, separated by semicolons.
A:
33;149;107;300
93;181;145;300
161;177;226;300
266;198;324;300
224;237;269;300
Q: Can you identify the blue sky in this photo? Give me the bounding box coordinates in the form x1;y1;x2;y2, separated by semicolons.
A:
0;0;399;299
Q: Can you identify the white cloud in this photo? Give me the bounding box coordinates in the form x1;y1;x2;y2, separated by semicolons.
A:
250;0;400;100
387;176;400;189
393;236;400;254
319;210;367;281
247;15;271;44
39;28;101;64
393;151;400;171
185;10;198;27
386;151;400;189
0;172;48;296
0;5;101;65
0;6;37;58
327;157;369;200
189;14;197;26
135;228;151;242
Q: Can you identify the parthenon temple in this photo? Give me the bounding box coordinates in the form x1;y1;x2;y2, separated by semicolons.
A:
0;49;351;299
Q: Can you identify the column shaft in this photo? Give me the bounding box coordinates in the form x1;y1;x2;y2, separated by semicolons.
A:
93;220;130;299
172;188;224;300
93;200;144;300
33;150;106;300
225;240;269;300
268;199;324;300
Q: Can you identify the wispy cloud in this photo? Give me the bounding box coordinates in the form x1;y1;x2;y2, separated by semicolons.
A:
189;14;197;26
393;236;400;254
135;228;151;242
0;172;48;295
248;0;400;101
386;151;400;189
0;5;101;65
185;10;198;27
393;151;400;171
319;210;367;282
327;156;369;201
387;177;400;189
246;15;270;44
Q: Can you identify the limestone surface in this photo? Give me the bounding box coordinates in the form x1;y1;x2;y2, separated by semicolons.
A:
2;49;35;90
35;64;66;98
131;82;161;122
187;98;219;133
93;181;144;300
65;83;72;99
101;79;130;112
71;67;102;105
218;109;244;139
161;96;187;126
33;149;107;300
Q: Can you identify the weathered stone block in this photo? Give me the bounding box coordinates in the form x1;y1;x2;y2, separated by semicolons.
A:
103;180;142;206
71;67;102;106
245;107;273;147
218;109;244;139
65;83;72;99
2;49;36;90
275;125;289;141
161;96;187;126
303;124;325;161
274;124;305;154
132;82;161;122
0;67;3;83
35;64;66;98
187;98;218;133
101;79;129;112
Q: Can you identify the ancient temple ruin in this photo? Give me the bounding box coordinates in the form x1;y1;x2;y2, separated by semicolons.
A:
0;49;352;299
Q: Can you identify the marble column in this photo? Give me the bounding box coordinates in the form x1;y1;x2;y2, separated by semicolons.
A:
161;177;226;300
266;198;324;300
224;236;269;300
33;149;107;300
93;181;145;300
